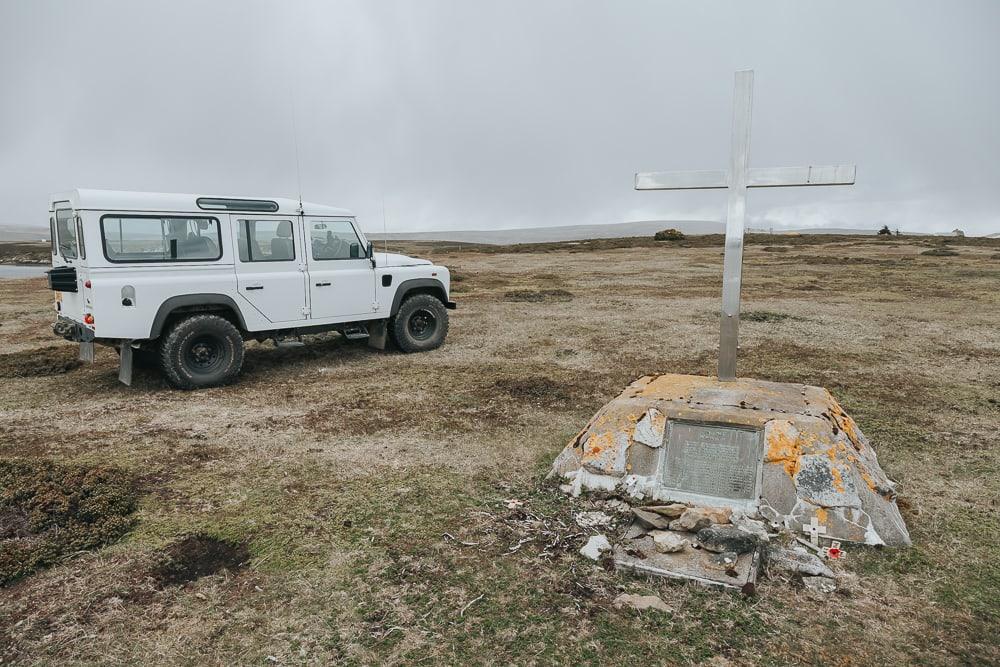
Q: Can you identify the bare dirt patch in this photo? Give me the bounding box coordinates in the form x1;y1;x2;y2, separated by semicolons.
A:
503;288;574;303
794;255;910;266
921;247;960;257
489;375;572;405
151;534;250;587
0;345;81;378
742;310;802;323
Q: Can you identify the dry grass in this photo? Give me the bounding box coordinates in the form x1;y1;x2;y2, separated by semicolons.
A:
0;236;998;665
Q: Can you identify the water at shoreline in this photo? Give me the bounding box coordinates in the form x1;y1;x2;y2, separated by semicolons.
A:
0;264;48;279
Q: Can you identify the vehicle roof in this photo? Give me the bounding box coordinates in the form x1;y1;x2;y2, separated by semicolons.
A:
49;189;354;217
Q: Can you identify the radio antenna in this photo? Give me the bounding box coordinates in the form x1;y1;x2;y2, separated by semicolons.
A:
381;196;389;256
290;92;304;213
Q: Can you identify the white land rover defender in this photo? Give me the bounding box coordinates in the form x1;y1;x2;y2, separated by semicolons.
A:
46;190;455;389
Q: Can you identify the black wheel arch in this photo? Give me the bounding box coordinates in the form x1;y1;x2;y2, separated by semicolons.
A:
390;279;449;317
149;294;248;339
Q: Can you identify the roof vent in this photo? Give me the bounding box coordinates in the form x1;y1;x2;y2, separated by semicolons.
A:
196;197;279;212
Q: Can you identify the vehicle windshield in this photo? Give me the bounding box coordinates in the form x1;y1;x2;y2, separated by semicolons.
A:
55;208;78;259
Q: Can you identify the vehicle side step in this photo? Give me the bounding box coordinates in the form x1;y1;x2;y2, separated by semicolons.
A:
274;336;305;348
342;325;369;341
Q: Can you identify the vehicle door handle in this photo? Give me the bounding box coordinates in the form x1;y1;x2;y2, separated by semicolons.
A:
315;282;331;287
245;285;264;291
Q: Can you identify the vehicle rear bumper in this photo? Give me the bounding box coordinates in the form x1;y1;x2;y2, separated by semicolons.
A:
53;316;95;343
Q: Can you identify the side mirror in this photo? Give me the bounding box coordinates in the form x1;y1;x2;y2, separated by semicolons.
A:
349;243;360;259
367;241;376;267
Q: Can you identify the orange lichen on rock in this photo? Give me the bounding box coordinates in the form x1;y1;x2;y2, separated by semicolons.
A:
858;468;879;493
636;373;717;400
765;420;803;478
582;431;614;459
830;465;845;493
828;398;866;451
651;410;666;432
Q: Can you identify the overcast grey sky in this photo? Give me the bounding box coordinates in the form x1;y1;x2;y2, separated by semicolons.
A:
1;1;998;234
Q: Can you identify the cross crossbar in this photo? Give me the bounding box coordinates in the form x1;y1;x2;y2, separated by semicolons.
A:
633;70;855;382
635;165;856;191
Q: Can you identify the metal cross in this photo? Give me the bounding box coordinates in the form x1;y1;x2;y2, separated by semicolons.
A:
635;70;856;381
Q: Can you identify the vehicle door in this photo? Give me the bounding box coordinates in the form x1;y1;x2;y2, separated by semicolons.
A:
232;216;308;323
304;217;375;319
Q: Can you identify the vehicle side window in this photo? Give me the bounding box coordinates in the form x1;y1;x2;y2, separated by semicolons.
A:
237;219;295;262
55;209;78;259
100;216;221;262
310;220;363;260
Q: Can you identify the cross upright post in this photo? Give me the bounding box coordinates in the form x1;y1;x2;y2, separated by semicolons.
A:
635;70;856;381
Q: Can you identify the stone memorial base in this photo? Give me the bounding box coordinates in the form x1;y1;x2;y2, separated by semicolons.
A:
551;374;911;549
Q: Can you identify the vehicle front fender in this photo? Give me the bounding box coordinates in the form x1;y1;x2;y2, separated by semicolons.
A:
390;279;450;316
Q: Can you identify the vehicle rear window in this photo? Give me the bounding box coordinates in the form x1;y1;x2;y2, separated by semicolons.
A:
55;209;78;259
100;215;222;263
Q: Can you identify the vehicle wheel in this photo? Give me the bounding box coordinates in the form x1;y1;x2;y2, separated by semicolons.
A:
390;293;449;353
116;345;158;370
159;314;244;389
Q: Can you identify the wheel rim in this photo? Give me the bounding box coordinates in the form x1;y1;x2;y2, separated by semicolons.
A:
184;335;225;373
407;308;437;341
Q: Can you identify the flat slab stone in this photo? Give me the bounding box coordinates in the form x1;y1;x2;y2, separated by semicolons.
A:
614;538;760;590
551;373;911;547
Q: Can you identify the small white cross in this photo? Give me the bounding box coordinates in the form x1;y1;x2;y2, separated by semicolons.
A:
804;517;827;546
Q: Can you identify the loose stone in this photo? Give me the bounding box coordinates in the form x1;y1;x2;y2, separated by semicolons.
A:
669;506;731;532
766;545;835;578
632;507;673;530
707;551;739;570
643;503;688;519
579;534;612;560
650;530;688;553
613;593;672;613
731;514;771;542
697;525;760;554
575;511;613;529
802;575;837;594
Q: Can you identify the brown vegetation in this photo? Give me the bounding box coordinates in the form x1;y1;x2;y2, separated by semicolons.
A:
0;460;136;585
0;234;998;664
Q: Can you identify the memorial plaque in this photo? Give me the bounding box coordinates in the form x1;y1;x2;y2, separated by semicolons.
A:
661;421;762;501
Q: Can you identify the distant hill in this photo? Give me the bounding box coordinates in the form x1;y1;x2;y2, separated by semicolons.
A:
367;220;723;244
0;225;49;242
367;220;917;245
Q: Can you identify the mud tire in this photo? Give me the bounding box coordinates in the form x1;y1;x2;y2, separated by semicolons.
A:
159;314;244;389
390;294;449;353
